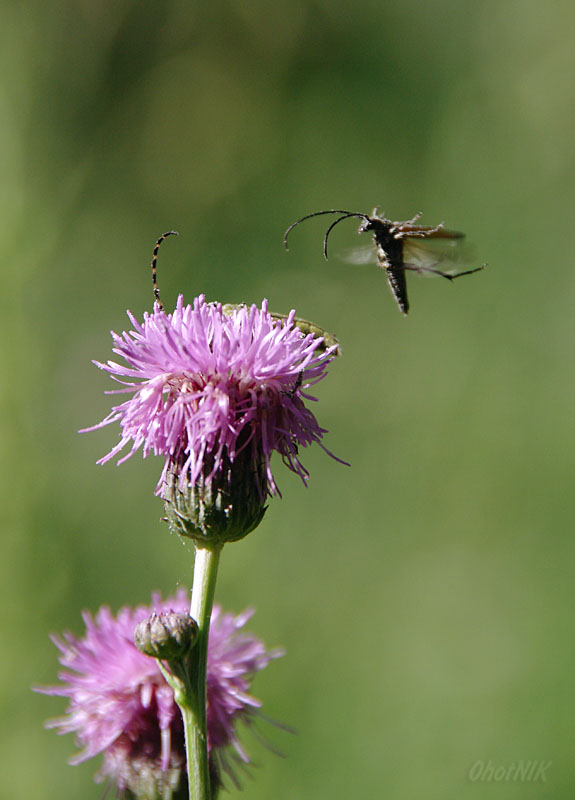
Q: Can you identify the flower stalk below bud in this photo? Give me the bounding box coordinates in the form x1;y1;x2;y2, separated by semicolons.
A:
183;544;222;800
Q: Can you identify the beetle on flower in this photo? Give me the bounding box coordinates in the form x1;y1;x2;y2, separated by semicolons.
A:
83;293;343;544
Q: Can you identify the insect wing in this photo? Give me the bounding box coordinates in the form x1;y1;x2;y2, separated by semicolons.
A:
402;234;480;278
339;243;378;265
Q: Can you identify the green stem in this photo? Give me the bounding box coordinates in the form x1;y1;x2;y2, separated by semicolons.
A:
183;543;222;800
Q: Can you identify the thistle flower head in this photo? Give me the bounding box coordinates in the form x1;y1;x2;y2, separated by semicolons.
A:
83;295;341;542
36;591;283;798
87;296;336;494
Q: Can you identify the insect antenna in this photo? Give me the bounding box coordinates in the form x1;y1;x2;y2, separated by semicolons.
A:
322;213;367;259
283;209;365;250
151;230;178;311
282;370;304;399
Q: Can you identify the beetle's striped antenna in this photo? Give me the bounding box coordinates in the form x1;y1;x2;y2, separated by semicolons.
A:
151;230;178;311
283;209;367;258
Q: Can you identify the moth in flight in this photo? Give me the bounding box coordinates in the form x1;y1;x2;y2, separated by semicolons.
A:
283;207;485;315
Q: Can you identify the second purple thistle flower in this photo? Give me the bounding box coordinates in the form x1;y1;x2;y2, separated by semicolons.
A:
84;295;342;530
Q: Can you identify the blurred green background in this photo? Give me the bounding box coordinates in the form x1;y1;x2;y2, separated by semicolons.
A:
2;0;574;797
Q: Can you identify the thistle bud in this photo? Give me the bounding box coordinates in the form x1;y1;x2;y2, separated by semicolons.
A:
162;447;268;545
134;611;198;661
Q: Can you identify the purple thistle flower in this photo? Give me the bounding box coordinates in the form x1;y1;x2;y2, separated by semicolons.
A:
36;590;283;798
84;296;338;501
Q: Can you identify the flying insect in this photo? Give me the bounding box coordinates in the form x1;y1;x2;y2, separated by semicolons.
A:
283;208;485;315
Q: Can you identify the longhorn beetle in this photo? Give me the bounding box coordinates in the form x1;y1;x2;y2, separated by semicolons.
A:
284;208;485;315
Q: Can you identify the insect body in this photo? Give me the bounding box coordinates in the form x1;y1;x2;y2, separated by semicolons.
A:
283;208;485;315
269;311;341;356
222;304;341;356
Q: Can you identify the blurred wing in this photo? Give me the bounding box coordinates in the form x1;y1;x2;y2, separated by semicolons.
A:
338;243;377;265
403;236;480;278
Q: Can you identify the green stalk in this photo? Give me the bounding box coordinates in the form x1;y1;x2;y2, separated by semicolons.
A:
183;543;222;800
